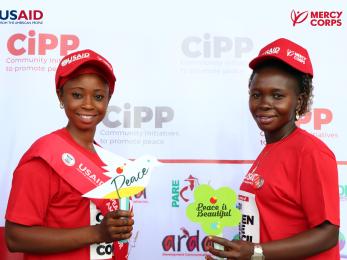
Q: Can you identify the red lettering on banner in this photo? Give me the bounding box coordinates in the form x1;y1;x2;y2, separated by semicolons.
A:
7;33;26;55
60;35;80;55
14;10;43;20
17;10;28;20
314;108;333;130
38;34;58;55
296;108;333;130
33;10;44;20
311;11;342;19
292;10;343;27
7;30;79;56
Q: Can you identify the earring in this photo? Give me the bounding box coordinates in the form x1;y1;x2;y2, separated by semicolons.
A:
295;110;300;120
60;102;64;109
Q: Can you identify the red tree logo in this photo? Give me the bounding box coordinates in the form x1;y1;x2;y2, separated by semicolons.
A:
291;10;309;26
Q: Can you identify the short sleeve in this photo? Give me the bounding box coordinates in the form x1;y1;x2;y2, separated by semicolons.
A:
5;158;55;226
300;149;340;228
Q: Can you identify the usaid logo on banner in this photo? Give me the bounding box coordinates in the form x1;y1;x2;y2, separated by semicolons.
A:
0;10;43;24
291;10;343;27
62;153;75;166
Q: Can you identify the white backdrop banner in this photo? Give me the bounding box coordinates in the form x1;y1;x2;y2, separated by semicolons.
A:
0;0;346;259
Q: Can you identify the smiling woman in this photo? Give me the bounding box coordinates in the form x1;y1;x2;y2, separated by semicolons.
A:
59;72;109;139
5;49;134;260
248;61;306;144
206;38;340;260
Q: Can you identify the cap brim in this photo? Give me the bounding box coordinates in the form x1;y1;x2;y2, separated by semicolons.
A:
57;59;116;94
249;55;313;77
59;59;115;82
249;55;285;70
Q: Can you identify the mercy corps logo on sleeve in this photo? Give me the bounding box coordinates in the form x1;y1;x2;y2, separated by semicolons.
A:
0;10;44;24
291;9;343;27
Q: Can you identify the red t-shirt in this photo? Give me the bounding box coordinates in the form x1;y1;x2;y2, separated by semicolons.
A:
239;128;340;259
6;128;113;260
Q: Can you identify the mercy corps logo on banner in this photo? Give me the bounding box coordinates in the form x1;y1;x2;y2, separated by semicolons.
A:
291;9;343;27
0;9;44;24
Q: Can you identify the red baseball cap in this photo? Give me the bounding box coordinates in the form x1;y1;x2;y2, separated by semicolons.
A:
249;38;313;77
55;49;116;95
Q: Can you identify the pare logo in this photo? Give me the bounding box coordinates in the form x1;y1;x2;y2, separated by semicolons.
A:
296;108;333;130
103;103;174;129
291;9;343;27
7;30;79;56
0;10;43;22
172;175;199;208
182;34;253;58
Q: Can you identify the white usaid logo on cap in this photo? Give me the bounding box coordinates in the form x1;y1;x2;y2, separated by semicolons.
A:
262;47;280;55
62;153;76;166
287;49;306;64
60;52;91;67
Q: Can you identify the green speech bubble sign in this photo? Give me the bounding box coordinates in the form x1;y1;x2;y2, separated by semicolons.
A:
186;184;241;235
